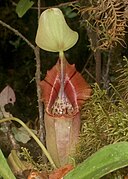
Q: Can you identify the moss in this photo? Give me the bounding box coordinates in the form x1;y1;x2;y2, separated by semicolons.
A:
75;59;128;177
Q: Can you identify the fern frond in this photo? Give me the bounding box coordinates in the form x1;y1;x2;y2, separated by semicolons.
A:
80;0;127;50
116;57;128;102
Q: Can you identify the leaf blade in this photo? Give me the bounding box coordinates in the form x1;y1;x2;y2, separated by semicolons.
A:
64;142;128;179
0;149;16;179
16;0;34;18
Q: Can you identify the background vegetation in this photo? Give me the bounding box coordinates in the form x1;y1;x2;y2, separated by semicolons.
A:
0;0;128;178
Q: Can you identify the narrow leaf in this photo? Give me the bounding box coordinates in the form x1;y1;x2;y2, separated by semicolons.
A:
64;142;128;179
16;0;34;18
0;149;16;179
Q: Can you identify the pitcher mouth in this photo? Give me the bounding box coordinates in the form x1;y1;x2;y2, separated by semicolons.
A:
45;109;80;118
45;93;80;118
40;59;92;118
47;87;79;117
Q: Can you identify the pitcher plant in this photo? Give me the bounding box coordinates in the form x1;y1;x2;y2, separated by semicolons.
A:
35;8;91;167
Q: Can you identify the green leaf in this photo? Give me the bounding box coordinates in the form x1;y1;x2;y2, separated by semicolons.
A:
64;7;77;18
35;8;78;52
16;0;34;18
67;12;77;19
0;149;16;179
64;142;128;179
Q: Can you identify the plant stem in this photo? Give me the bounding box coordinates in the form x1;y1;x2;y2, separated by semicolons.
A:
103;50;111;90
37;0;41;19
35;0;46;145
0;19;45;145
0;117;56;169
0;2;46;158
59;51;65;99
94;49;101;85
34;47;45;144
86;26;102;85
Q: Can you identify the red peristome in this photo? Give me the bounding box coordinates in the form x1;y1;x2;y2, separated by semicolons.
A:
40;62;60;109
64;62;91;108
40;59;91;116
